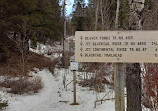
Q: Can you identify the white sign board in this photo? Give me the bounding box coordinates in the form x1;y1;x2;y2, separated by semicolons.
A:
75;31;158;63
70;60;78;71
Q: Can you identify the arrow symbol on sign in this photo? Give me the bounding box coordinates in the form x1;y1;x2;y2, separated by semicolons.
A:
80;47;83;51
80;53;83;57
80;42;83;46
80;36;83;40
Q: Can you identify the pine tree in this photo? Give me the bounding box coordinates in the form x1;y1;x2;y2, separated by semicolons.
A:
119;0;129;30
71;0;85;32
0;0;62;72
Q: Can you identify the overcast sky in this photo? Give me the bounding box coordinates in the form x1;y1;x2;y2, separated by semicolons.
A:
66;0;88;16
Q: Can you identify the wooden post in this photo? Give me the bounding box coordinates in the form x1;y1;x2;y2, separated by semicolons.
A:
70;60;79;105
114;63;125;111
114;0;125;110
73;71;77;104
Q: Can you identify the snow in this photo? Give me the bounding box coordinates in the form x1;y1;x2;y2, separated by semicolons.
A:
0;40;123;111
29;42;62;56
0;68;118;111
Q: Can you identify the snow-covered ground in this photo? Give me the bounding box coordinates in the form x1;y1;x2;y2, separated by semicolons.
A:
1;68;117;111
0;40;126;111
30;42;62;54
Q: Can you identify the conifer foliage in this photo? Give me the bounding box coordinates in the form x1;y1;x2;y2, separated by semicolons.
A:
0;0;62;62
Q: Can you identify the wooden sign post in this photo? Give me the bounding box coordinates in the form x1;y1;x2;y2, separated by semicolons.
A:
73;71;77;104
75;31;158;111
114;63;125;111
70;60;79;105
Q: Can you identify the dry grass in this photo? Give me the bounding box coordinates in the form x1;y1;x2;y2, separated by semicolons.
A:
27;52;51;70
0;50;52;76
0;42;56;95
0;51;46;94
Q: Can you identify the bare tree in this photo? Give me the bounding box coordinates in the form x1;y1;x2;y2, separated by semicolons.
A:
62;0;66;68
17;21;30;74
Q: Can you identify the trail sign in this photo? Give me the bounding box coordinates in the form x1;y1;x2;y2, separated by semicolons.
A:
70;60;78;71
75;31;158;63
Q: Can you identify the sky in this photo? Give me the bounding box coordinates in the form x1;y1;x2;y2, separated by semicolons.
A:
66;0;88;16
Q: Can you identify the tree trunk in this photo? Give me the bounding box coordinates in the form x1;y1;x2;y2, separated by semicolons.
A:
62;0;66;68
100;0;104;30
126;0;145;111
115;0;120;29
126;63;142;111
18;21;30;75
95;0;99;31
13;32;17;41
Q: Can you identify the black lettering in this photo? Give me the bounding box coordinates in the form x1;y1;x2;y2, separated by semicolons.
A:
99;36;110;40
131;42;135;45
126;36;133;40
136;48;141;51
93;42;109;46
85;53;102;57
93;48;114;51
138;42;146;45
152;42;158;46
116;48;127;51
104;54;122;57
119;36;123;39
130;48;134;51
142;48;147;51
112;42;121;45
113;36;117;39
85;37;98;40
124;42;128;45
85;48;91;51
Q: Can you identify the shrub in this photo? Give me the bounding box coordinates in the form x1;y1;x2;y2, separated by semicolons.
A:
0;76;43;94
0;93;8;109
0;99;8;109
48;58;58;75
